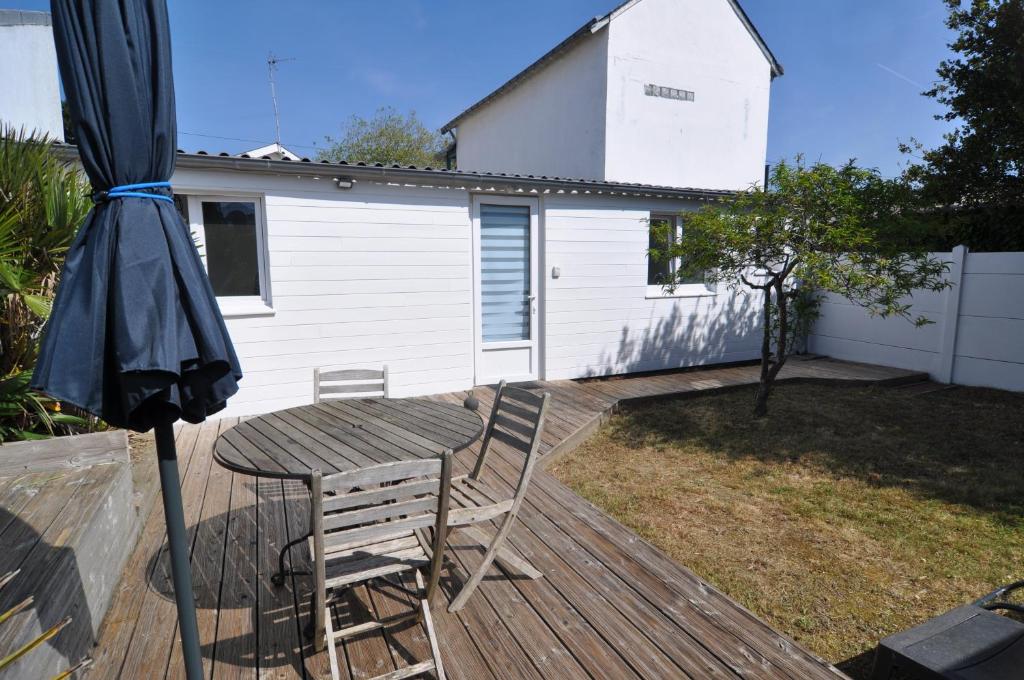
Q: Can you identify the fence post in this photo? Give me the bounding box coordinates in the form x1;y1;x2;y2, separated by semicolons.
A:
936;244;968;384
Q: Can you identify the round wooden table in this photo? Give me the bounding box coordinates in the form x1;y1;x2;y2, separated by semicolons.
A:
213;397;484;582
214;397;484;480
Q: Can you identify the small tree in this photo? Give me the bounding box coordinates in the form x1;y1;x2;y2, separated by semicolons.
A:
651;157;950;417
317;107;446;167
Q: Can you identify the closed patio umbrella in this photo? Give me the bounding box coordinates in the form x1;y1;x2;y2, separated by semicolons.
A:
32;0;242;676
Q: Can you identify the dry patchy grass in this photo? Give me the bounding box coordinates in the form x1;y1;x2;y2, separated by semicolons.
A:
550;383;1024;678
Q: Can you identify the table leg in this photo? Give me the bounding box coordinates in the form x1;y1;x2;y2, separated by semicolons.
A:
271;479;313;586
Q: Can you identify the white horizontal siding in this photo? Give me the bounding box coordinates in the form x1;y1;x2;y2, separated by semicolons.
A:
542;194;762;380
170;168;475;417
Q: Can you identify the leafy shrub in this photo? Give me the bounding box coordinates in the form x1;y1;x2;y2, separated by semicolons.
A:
0;127;92;441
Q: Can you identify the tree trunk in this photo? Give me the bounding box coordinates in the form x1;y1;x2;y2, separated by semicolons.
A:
753;381;770;417
754;286;773;418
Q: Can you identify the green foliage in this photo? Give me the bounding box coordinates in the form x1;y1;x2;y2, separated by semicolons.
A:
901;0;1024;251
0;371;85;442
317;107;447;167
0;126;92;441
653;157;950;416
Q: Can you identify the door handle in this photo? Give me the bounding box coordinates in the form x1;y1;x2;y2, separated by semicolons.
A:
528;295;537;314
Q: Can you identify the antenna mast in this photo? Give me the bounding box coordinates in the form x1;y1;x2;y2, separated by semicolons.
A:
266;52;294;146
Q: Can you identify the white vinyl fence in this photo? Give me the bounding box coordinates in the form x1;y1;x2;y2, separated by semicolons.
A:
808;246;1024;392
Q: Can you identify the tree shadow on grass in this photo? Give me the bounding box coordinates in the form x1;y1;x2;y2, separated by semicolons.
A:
605;382;1024;524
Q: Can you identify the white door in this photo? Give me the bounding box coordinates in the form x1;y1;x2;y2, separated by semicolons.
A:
473;197;540;385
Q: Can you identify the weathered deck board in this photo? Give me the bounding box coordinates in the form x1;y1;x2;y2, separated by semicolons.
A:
89;359;917;678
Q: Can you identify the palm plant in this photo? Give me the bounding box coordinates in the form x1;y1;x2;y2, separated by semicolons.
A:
0;126;91;441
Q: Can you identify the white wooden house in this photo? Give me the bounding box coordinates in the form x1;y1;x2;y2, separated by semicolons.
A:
36;0;780;417
166;156;763;417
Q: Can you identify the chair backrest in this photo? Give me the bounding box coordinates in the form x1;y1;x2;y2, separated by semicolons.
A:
472;381;550;507
314;365;388;403
311;453;452;603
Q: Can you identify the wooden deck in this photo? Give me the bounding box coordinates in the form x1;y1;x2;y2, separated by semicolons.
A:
89;358;922;679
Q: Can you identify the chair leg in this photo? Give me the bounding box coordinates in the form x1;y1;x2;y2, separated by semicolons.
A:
323;599;341;680
416;570;446;680
448;514;518;613
460;525;542;579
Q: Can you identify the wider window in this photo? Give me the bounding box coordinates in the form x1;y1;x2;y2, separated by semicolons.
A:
174;194;272;315
646;212;709;295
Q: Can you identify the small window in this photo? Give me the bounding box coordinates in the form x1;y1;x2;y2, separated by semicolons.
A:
202;201;260;297
647;213;706;290
177;193;272;315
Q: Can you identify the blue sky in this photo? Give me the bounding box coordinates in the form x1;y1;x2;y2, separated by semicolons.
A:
7;1;955;177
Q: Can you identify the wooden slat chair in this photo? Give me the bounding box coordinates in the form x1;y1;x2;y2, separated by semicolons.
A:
445;380;550;612
314;366;389;402
309;453;452;680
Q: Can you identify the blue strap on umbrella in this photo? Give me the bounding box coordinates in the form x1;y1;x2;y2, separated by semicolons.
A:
98;180;175;203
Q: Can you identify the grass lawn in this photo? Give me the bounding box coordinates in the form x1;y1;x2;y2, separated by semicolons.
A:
549;382;1024;679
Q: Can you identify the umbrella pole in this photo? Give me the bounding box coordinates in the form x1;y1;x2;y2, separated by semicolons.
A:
155;422;204;679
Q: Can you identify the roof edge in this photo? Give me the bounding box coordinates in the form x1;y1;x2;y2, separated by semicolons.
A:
0;9;52;27
50;144;736;201
440;14;610;133
727;0;783;77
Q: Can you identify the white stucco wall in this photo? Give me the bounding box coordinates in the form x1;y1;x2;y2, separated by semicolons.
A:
603;0;772;189
453;29;609;180
452;0;774;190
0;12;63;141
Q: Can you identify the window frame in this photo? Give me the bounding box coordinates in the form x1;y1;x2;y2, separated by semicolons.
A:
645;212;716;299
177;191;274;317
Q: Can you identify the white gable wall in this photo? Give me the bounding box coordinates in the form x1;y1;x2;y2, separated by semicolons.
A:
0;13;63;140
603;0;773;189
453;30;609;180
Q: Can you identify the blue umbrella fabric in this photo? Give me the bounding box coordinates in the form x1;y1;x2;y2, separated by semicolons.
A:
32;0;242;432
32;1;242;676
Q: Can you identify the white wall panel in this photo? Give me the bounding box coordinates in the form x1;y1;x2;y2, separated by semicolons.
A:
170;167;476;417
809;249;1024;392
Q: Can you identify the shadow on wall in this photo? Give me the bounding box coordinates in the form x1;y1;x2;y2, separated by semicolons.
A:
579;290;762;379
0;506;93;674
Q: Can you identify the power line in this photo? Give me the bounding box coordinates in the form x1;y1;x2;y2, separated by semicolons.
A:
177;130;320;152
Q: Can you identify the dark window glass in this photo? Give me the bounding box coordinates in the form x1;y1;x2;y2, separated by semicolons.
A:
201;201;260;297
647;215;674;285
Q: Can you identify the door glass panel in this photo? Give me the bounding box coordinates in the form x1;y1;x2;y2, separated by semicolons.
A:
480;204;530;342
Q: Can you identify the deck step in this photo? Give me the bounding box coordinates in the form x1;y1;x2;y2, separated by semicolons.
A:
0;432;140;679
875;371;931;387
892;380;956;396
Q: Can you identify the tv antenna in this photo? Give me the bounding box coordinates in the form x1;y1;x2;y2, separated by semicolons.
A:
266;52;295;146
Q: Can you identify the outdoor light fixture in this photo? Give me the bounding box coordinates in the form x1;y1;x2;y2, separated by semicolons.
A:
334;177;353;189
